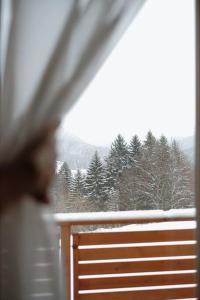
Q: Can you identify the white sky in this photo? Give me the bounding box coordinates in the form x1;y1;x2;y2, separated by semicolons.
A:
62;0;195;146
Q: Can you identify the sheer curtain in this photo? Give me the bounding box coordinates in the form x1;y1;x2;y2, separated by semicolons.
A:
0;1;146;299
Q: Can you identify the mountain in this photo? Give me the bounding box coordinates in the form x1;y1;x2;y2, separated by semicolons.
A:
56;130;109;169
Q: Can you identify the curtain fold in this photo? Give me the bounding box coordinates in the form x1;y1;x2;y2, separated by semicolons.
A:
0;1;146;299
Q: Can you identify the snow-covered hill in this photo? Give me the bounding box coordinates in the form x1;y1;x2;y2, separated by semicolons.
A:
56;130;109;169
178;136;194;163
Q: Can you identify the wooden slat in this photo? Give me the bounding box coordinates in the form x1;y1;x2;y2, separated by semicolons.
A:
78;229;196;246
79;287;197;300
79;258;196;275
79;244;195;261
79;273;196;290
73;235;80;300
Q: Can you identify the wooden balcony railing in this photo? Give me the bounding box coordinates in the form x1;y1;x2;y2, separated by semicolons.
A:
55;208;197;300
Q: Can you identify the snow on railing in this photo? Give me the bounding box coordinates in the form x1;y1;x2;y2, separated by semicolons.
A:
54;208;196;226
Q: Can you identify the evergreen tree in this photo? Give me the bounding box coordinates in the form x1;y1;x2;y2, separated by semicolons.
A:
104;135;129;194
104;155;119;210
110;134;129;172
104;135;130;210
155;135;171;209
71;169;85;196
128;135;142;166
119;135;142;210
85;152;106;205
51;162;72;212
159;135;168;146
133;131;158;209
104;155;119;192
171;140;182;165
60;162;72;192
144;131;157;149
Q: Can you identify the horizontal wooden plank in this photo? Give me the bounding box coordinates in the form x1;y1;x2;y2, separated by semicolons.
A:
79;273;196;290
77;229;196;246
79;258;196;275
79;244;195;261
79;287;197;300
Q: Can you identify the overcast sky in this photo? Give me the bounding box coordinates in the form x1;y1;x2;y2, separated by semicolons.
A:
61;0;195;146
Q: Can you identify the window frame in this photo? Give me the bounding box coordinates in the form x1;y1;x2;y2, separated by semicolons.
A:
195;0;200;297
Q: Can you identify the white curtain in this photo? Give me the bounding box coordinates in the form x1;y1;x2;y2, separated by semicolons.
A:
0;1;146;299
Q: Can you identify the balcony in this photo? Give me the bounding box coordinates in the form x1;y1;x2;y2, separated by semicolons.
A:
55;208;197;300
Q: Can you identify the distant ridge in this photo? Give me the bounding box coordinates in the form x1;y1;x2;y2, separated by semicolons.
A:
56;130;194;169
56;130;109;169
177;136;194;163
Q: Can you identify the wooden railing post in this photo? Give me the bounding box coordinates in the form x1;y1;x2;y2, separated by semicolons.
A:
61;225;71;300
73;234;80;300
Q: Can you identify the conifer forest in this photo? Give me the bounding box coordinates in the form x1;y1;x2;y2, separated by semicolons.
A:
51;131;194;213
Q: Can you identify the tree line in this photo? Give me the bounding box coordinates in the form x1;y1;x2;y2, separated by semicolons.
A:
51;131;194;212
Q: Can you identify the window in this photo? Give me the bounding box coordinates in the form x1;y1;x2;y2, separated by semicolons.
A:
51;0;195;216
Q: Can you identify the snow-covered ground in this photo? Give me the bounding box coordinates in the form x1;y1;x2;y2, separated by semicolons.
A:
95;220;196;232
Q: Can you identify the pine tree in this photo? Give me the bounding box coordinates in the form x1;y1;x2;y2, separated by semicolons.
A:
85;152;106;208
171;140;182;165
144;131;157;149
104;155;119;192
119;135;142;210
60;162;72;192
128;135;142;166
104;135;130;210
71;169;85;196
159;135;168;146
104;155;119;210
133;131;158;209
51;162;72;212
155;135;171;209
110;134;129;172
104;135;129;195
